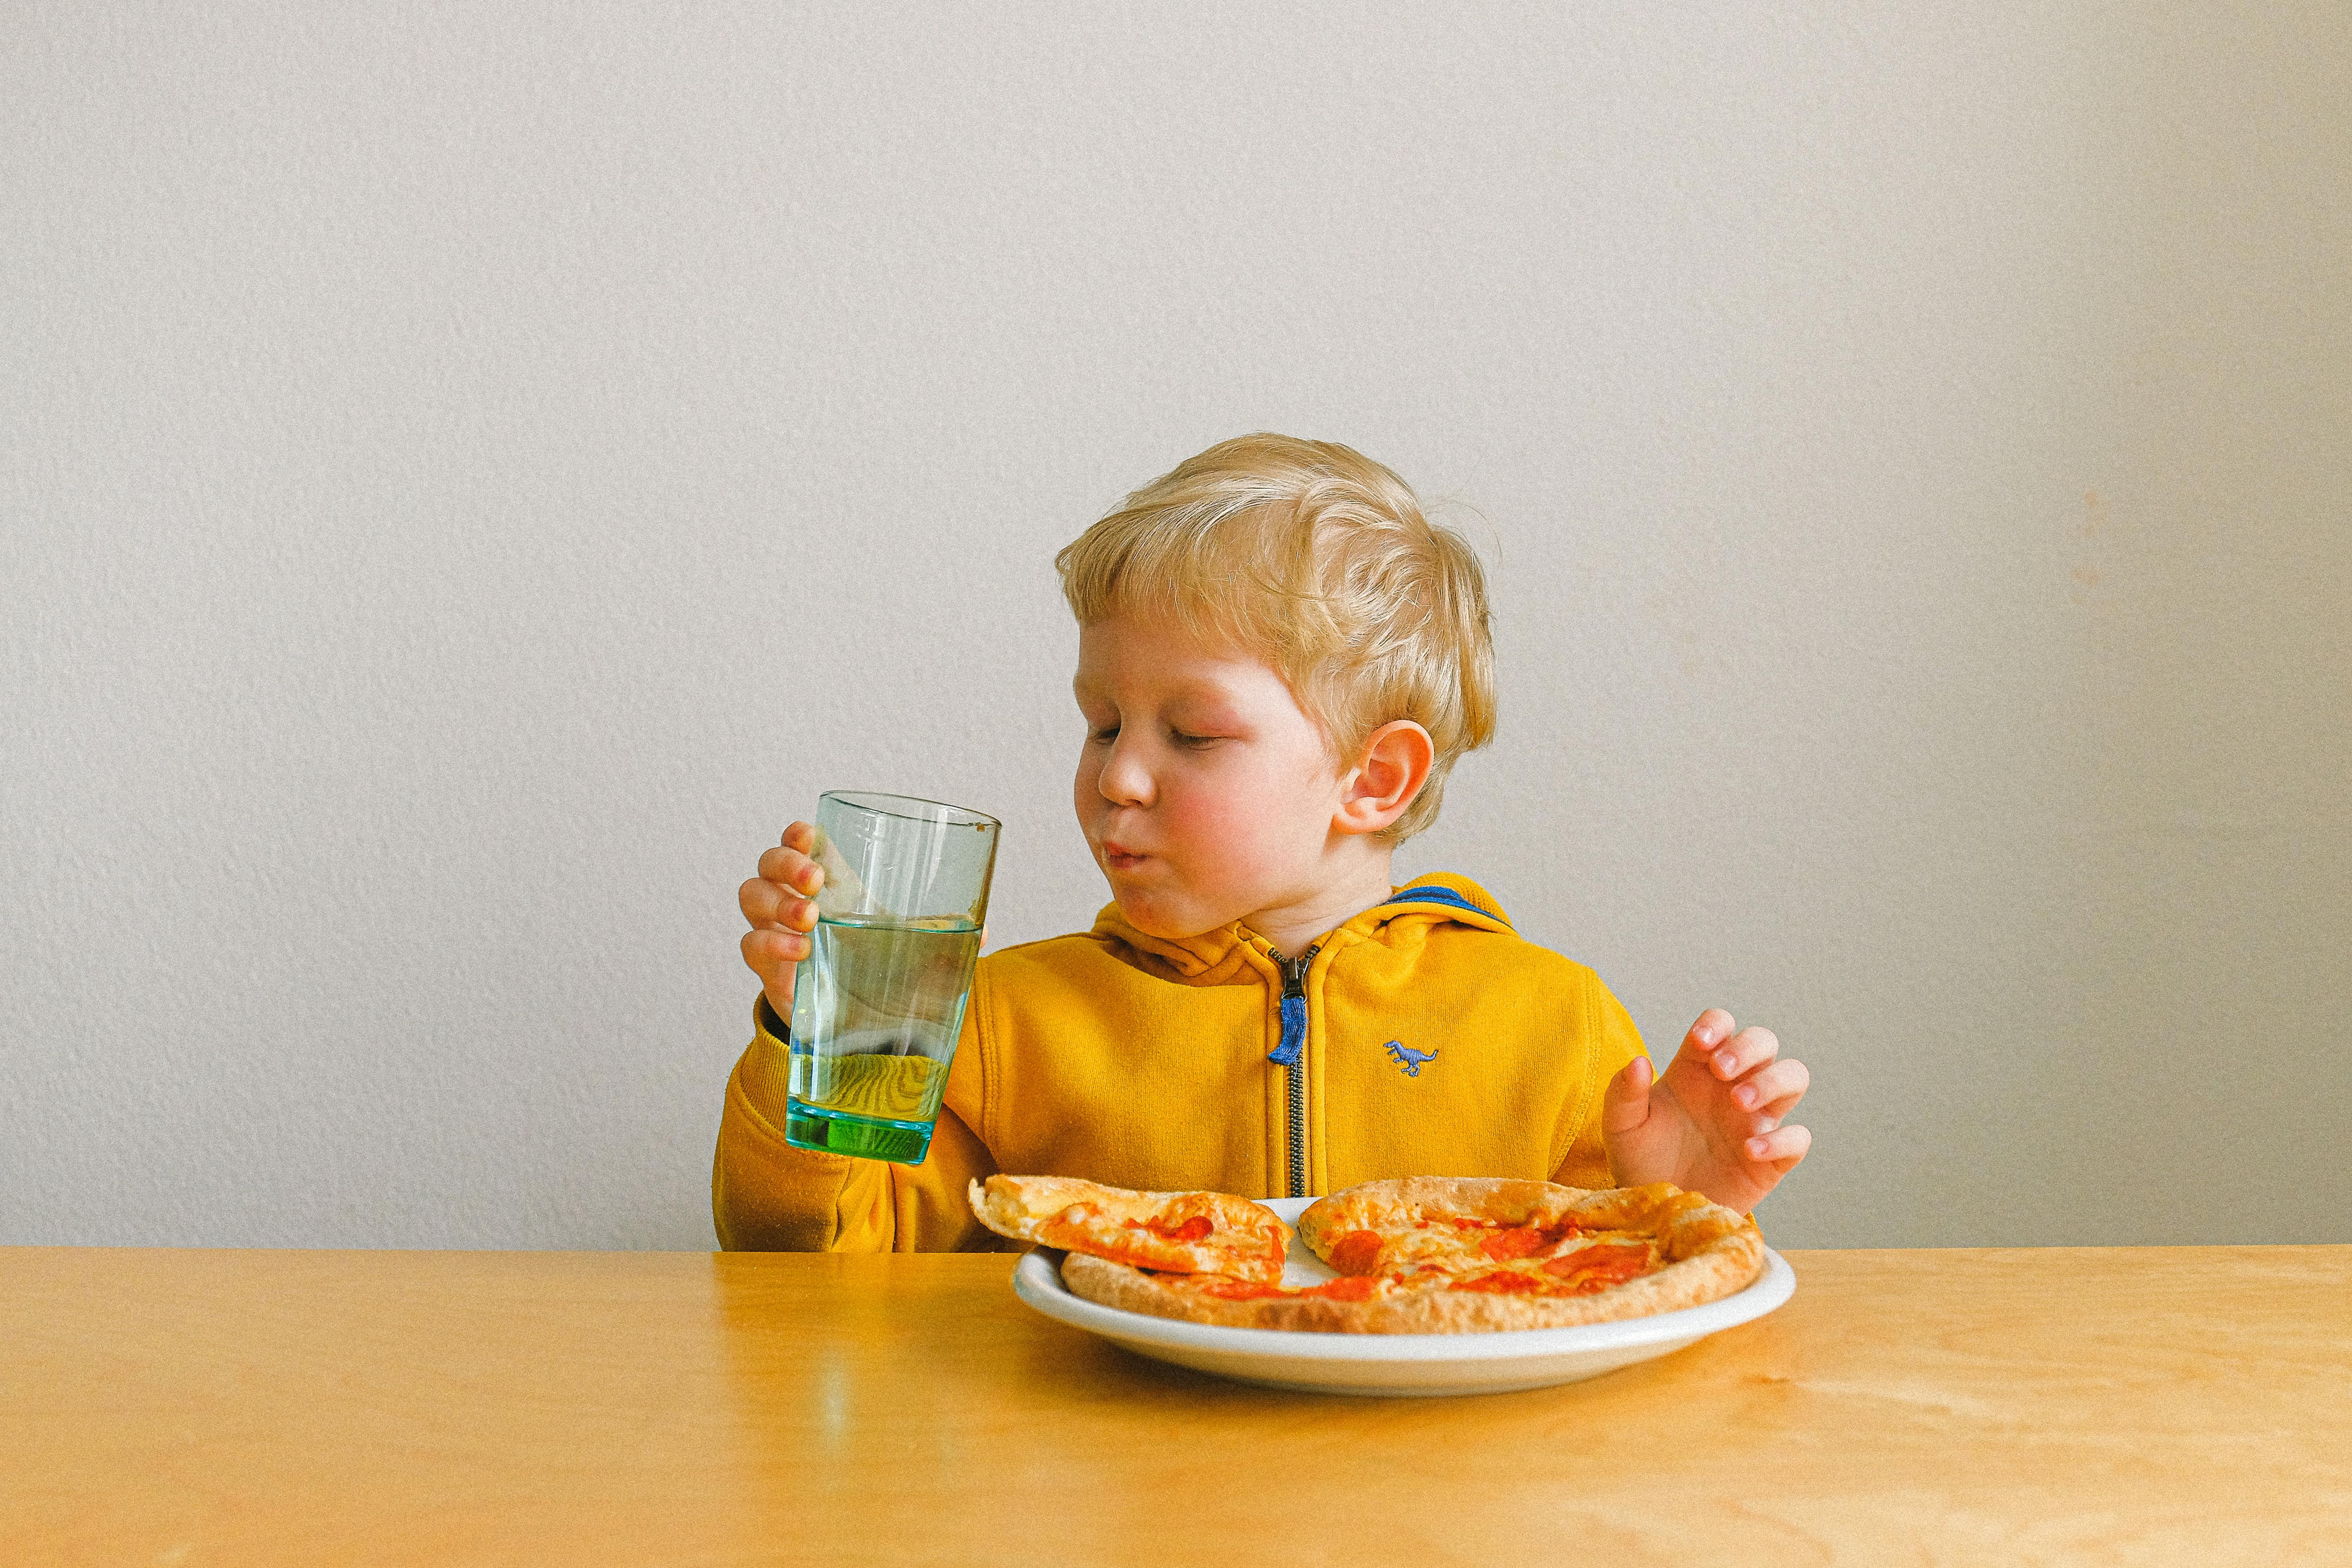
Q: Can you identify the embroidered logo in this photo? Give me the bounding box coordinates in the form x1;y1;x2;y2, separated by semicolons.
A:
1383;1041;1437;1078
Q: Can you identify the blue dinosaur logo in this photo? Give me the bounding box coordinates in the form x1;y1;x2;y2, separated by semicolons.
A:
1383;1040;1437;1078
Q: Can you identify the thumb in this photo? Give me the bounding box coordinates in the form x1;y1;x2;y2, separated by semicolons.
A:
1601;1055;1654;1137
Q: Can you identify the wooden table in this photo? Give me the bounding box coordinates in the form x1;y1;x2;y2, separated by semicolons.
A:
7;1246;2349;1565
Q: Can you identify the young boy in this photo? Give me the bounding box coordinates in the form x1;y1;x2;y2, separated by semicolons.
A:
715;435;1810;1251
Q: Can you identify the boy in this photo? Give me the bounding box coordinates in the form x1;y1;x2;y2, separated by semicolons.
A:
716;435;1810;1251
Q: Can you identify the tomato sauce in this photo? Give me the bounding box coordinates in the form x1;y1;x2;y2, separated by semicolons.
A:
1328;1230;1385;1276
1182;1274;1377;1303
1449;1269;1549;1294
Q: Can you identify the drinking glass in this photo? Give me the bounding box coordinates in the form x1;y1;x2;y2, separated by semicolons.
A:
782;791;1000;1165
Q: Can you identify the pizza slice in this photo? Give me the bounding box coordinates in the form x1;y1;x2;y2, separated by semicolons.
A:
1299;1176;1711;1288
1055;1176;1763;1332
967;1174;1292;1284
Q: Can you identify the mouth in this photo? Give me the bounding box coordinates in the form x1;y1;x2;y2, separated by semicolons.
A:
1099;841;1149;873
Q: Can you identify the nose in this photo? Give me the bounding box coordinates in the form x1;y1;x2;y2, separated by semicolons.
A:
1097;733;1155;808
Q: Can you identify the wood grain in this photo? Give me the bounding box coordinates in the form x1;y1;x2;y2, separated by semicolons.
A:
5;1246;2349;1566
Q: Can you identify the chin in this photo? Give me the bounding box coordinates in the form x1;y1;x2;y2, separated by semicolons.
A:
1107;886;1224;942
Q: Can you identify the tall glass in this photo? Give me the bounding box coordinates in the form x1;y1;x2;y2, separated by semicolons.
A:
783;791;1000;1165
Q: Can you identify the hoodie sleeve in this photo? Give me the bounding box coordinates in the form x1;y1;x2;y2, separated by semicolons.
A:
711;994;1005;1252
1546;973;1650;1188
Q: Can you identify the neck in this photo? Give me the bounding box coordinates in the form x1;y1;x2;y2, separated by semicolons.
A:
1242;848;1397;958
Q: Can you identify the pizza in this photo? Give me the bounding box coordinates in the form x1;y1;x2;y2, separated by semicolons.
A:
967;1174;1292;1284
1036;1176;1766;1334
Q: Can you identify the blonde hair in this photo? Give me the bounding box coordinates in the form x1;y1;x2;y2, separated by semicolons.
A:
1055;433;1495;841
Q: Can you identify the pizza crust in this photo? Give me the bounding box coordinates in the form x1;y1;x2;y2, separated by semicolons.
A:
1058;1178;1766;1335
1062;1244;1760;1333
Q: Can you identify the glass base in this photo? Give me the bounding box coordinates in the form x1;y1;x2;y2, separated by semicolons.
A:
784;1100;938;1165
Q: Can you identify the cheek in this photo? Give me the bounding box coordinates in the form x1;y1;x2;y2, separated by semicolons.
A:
1162;780;1247;846
1161;760;1308;867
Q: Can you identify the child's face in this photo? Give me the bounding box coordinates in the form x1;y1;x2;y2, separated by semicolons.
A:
1072;611;1354;943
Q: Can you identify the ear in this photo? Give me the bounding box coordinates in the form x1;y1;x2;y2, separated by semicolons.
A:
1333;720;1435;836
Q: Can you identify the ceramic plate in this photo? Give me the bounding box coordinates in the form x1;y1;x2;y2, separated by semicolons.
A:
1011;1194;1794;1397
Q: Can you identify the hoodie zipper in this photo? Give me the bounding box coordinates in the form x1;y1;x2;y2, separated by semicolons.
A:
1264;944;1319;1199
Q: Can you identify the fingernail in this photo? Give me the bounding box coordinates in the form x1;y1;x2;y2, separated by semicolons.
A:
1746;1138;1769;1158
1735;1085;1757;1109
1715;1051;1738;1075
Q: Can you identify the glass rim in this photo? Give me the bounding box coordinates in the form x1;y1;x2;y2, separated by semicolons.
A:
818;790;1000;831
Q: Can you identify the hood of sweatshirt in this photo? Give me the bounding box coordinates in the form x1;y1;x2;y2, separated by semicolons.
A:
1084;872;1516;984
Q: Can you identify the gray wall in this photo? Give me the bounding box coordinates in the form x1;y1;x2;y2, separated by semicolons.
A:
6;5;2347;1250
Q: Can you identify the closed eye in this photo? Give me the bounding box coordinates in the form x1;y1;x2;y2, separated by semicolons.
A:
1087;725;1119;744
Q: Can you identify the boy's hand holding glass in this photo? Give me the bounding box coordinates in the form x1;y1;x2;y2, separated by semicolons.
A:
741;821;828;1020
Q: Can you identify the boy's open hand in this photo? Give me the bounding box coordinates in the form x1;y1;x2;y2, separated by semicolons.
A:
1601;1009;1811;1215
739;823;825;1019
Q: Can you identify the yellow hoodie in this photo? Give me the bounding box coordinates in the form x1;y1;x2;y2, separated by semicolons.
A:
711;873;1649;1252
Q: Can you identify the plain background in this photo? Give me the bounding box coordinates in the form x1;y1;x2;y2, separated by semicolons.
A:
5;4;2347;1251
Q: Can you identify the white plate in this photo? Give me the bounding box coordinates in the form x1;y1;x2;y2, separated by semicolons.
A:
1011;1195;1795;1397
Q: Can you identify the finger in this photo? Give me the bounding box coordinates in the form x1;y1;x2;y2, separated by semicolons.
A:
742;927;804;1020
756;846;825;897
1708;1025;1779;1082
1729;1058;1808;1116
1600;1055;1655;1136
781;821;817;853
742;924;812;976
1673;1008;1737;1068
739;877;784;927
1741;1123;1811;1169
739;879;822;933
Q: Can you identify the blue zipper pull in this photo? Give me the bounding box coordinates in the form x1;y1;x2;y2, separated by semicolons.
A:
1268;994;1306;1067
1266;948;1314;1067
